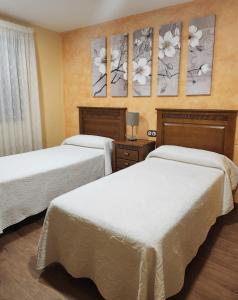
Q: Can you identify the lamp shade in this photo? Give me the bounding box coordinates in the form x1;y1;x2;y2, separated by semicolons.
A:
127;112;139;126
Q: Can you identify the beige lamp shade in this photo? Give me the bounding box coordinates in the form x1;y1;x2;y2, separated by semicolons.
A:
127;112;139;141
127;112;139;126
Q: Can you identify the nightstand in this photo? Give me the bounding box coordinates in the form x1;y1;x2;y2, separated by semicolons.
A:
113;139;156;172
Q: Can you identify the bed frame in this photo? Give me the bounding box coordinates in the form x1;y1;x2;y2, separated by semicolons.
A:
78;106;127;141
156;108;237;160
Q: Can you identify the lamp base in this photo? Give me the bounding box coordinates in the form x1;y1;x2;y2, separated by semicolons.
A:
127;136;137;141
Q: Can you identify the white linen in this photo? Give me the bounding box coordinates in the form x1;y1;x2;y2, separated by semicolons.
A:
0;20;42;156
37;151;236;300
0;145;106;233
147;145;238;214
62;134;113;175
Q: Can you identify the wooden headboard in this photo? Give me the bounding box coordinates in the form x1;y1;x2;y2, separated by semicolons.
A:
156;108;237;159
78;106;127;141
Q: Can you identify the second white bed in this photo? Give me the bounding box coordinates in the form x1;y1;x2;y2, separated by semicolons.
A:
0;134;113;233
37;146;238;300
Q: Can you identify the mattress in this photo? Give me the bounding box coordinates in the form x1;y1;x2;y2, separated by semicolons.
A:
0;145;105;233
37;153;235;300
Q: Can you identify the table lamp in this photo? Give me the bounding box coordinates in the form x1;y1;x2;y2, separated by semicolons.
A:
127;112;139;141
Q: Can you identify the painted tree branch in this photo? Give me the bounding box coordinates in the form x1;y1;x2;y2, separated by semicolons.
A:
187;67;201;74
93;73;106;87
94;83;107;96
158;72;179;78
111;76;123;85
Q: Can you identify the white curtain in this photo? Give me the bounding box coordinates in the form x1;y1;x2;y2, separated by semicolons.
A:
0;20;42;156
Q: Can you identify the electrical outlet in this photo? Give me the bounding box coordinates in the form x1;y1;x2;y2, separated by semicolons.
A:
147;130;157;137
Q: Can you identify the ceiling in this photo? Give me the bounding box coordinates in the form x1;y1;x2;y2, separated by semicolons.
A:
0;0;192;32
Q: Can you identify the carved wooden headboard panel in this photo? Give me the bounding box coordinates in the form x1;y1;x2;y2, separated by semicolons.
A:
78;106;127;141
156;108;237;159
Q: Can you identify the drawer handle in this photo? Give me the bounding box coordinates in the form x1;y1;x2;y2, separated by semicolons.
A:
124;152;129;156
124;162;129;166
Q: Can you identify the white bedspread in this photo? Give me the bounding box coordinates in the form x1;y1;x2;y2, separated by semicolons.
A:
62;134;113;175
147;145;238;215
37;148;238;300
0;145;106;233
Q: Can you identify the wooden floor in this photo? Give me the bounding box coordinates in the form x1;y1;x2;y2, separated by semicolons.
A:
0;208;238;300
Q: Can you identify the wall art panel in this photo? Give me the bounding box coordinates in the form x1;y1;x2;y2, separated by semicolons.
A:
91;37;107;97
110;33;128;97
186;15;216;95
157;22;181;96
132;27;153;97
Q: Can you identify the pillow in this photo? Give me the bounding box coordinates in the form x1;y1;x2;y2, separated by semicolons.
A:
147;145;238;190
62;134;114;150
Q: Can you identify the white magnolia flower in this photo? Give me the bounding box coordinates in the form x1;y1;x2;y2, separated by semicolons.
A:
189;25;202;48
140;28;152;43
132;58;151;85
94;48;106;74
122;62;127;80
141;28;151;37
174;27;181;48
111;50;120;69
134;38;142;47
175;27;180;36
159;30;179;59
198;64;210;76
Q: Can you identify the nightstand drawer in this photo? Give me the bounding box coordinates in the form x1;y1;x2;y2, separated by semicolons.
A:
113;139;155;172
117;158;136;170
117;148;138;161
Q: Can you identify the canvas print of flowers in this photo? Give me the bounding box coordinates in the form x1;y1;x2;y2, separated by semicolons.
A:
186;15;216;95
91;37;107;97
133;27;153;96
157;22;181;96
110;33;128;97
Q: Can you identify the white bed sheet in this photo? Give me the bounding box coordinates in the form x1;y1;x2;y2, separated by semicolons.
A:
0;145;106;233
37;156;233;300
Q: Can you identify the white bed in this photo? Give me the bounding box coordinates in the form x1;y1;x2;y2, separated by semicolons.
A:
0;134;113;233
37;146;238;300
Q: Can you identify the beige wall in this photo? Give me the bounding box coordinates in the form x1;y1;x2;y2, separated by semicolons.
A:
62;0;238;163
0;14;65;147
35;27;65;147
